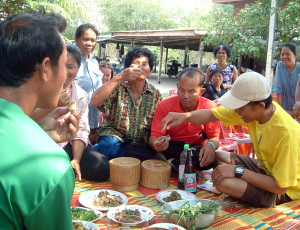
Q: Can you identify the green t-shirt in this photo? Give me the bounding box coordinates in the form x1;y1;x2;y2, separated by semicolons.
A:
0;98;75;230
212;102;300;200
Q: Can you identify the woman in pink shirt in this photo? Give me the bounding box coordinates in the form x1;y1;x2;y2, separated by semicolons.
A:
59;44;110;181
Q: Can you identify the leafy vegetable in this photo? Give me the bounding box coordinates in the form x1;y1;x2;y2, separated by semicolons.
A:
169;200;221;230
71;208;98;222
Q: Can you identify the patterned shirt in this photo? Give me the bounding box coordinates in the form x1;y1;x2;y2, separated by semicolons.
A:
210;63;235;85
98;81;162;143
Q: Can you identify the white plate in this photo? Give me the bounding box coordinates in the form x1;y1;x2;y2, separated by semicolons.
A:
78;190;128;211
156;190;197;204
150;223;186;230
71;207;103;222
107;205;154;226
72;220;100;230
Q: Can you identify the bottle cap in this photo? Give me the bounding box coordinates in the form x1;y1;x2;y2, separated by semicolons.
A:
184;144;189;149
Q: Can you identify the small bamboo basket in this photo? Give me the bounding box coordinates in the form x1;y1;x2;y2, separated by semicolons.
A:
109;157;141;192
140;160;171;189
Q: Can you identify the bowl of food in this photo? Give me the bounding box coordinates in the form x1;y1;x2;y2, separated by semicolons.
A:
72;221;100;230
162;199;220;230
107;205;154;226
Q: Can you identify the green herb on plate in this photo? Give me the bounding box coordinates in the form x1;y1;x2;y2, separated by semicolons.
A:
71;208;98;222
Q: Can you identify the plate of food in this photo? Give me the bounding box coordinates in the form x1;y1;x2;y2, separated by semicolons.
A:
107;205;154;226
156;190;197;204
71;207;103;222
148;223;186;230
72;221;100;230
78;190;128;211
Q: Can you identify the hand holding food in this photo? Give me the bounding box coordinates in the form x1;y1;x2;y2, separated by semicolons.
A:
68;100;77;112
57;88;71;107
163;134;171;142
121;65;143;82
39;107;80;143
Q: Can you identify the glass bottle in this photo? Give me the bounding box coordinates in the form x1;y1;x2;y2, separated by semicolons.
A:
178;144;189;190
184;149;197;193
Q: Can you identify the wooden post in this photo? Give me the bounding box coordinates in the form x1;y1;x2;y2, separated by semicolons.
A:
198;38;203;68
265;0;277;87
131;38;134;48
158;37;164;84
98;43;102;61
184;41;189;68
165;48;168;74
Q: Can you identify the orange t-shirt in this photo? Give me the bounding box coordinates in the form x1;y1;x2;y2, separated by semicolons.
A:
151;96;220;145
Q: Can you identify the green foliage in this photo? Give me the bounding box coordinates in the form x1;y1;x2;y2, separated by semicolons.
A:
203;0;300;61
98;0;175;31
0;0;87;41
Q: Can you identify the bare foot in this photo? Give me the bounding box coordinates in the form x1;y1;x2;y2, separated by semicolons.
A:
223;196;249;209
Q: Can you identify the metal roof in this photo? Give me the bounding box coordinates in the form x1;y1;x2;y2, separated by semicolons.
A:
97;29;213;51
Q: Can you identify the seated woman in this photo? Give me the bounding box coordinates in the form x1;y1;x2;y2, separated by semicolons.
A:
32;44;109;182
91;47;162;160
205;44;238;89
202;68;228;101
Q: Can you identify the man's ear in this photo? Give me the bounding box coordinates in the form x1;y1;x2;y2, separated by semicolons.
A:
37;57;51;82
259;102;266;109
199;87;206;96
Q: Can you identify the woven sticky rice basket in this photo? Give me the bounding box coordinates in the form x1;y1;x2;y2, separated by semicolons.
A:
140;160;171;189
109;157;141;192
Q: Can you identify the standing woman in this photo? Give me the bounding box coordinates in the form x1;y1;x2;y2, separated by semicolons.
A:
100;62;114;84
206;44;238;89
275;43;300;114
75;23;103;145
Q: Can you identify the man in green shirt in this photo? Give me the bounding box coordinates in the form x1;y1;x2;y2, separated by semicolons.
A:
0;12;79;229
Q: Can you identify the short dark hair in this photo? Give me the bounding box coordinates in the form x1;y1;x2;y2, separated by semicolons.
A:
124;47;155;71
0;11;66;87
210;67;224;80
66;44;82;67
75;23;99;39
282;43;298;56
178;67;205;87
249;94;273;109
241;63;248;68
213;44;231;58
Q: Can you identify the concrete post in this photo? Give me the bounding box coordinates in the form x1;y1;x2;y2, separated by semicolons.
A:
265;0;277;88
158;37;164;84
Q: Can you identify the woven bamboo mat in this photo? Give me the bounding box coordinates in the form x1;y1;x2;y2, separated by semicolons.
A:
72;178;300;229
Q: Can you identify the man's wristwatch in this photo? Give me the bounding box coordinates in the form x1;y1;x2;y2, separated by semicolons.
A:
234;165;244;178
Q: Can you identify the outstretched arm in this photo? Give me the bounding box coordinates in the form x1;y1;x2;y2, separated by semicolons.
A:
161;109;219;133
